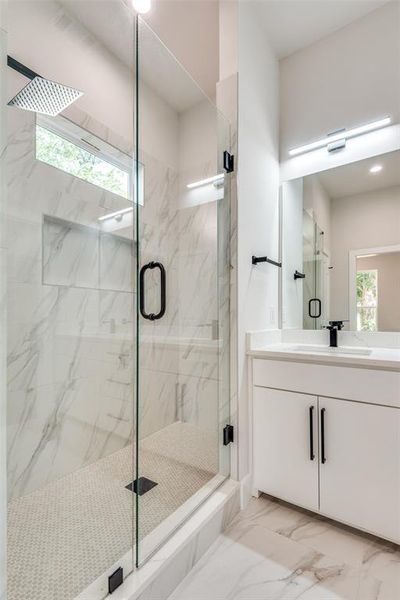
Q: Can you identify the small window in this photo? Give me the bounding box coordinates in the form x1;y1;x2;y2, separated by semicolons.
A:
356;269;378;331
36;125;130;198
35;116;133;200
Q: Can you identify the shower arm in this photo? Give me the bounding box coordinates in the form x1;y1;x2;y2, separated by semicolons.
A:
7;56;41;80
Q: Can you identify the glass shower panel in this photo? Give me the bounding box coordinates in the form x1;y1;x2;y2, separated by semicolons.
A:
303;211;317;329
6;1;135;598
314;224;328;329
135;19;231;565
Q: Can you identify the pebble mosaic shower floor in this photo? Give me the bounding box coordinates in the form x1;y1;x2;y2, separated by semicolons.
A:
7;422;218;600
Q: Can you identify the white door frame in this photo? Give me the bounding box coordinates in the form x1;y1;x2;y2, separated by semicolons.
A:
348;244;400;330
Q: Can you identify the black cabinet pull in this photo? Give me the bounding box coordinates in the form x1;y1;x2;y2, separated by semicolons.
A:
308;298;322;319
321;408;326;464
139;261;166;321
309;406;315;461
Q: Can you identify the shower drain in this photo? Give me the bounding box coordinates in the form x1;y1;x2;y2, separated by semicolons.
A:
125;477;158;496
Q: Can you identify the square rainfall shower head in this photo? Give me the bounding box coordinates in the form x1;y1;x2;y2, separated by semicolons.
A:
8;76;83;117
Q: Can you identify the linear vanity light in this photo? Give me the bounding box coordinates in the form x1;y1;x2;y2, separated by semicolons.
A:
187;174;225;189
288;117;391;157
98;207;133;222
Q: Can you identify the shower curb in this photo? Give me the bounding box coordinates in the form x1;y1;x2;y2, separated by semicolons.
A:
77;479;240;600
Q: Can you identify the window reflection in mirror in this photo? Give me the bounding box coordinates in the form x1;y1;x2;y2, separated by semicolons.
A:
281;150;400;333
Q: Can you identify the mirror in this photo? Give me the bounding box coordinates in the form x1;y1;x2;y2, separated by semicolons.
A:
281;150;400;332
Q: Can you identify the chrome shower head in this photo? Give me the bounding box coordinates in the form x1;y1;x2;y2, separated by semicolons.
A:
7;56;83;117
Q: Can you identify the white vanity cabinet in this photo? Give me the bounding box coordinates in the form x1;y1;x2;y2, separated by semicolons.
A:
251;358;400;544
319;397;400;543
253;388;319;512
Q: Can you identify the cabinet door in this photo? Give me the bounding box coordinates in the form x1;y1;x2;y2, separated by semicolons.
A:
319;397;400;543
253;387;319;511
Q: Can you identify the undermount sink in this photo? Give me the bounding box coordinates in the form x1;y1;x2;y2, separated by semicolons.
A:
292;344;372;356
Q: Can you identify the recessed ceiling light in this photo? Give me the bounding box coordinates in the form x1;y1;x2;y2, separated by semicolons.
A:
132;0;151;14
369;164;383;174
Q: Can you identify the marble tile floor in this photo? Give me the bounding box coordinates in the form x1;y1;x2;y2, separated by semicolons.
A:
169;494;400;600
7;421;218;600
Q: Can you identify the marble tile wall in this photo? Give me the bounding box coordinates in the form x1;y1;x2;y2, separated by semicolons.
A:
6;73;232;507
43;216;133;292
0;15;7;600
6;105;136;500
171;102;232;463
137;149;181;440
137;131;230;454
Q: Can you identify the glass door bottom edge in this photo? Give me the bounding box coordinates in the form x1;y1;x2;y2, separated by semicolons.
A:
75;472;228;600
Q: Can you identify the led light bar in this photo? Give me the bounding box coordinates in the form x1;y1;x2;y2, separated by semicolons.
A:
187;174;224;189
289;117;391;157
98;207;133;222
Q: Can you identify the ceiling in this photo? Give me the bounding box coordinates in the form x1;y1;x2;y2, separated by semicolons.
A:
57;0;393;110
255;0;391;59
316;150;400;199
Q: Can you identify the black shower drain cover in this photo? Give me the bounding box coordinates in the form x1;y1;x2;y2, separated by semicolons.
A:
126;477;158;496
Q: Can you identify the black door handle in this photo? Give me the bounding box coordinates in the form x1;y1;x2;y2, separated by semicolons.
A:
139;261;166;321
309;406;315;461
308;298;321;319
321;408;326;464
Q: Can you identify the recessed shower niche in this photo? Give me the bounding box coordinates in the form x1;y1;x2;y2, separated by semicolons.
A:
42;215;133;293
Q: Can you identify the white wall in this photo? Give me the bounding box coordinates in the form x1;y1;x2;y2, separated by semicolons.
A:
280;2;400;159
330;185;400;321
237;1;279;480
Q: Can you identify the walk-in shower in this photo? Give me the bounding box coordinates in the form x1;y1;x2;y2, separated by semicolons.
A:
4;1;231;598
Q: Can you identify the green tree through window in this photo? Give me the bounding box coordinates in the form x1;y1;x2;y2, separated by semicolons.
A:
36;126;129;198
356;269;378;331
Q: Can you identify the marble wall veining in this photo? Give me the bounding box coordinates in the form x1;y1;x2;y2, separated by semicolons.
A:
6;103;136;500
6;91;230;502
138;91;231;453
0;14;8;600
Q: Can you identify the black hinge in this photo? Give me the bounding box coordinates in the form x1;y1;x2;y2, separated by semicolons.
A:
108;567;123;594
223;424;234;446
223;151;234;173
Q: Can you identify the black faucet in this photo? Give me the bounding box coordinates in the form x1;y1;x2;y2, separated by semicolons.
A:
326;320;344;347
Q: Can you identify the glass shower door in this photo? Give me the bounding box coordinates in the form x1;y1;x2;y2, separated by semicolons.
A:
134;18;231;565
303;213;327;329
6;2;136;598
303;211;317;328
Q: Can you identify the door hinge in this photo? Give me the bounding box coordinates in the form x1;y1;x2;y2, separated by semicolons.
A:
108;567;123;594
223;424;234;446
223;151;234;173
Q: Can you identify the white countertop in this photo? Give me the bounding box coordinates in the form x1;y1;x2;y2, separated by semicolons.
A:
247;330;400;371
